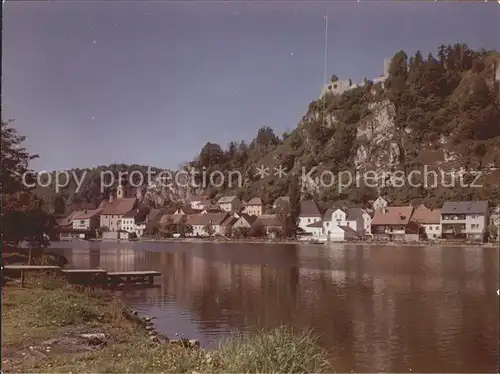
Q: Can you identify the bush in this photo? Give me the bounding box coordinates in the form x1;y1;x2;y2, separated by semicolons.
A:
213;326;331;373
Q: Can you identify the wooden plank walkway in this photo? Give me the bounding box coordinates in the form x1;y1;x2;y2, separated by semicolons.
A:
108;271;161;285
61;269;109;286
3;265;61;287
4;265;60;270
2;265;161;287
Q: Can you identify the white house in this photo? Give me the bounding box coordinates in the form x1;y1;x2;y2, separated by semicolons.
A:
243;197;263;216
99;185;138;232
72;209;101;231
441;201;490;241
304;221;325;241
361;209;372;236
298;200;322;236
186;213;228;237
189;195;210;210
411;204;442;240
322;208;360;241
120;207;150;238
216;195;242;213
372;196;389;212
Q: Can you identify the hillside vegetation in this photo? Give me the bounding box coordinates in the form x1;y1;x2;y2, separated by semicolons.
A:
35;44;500;213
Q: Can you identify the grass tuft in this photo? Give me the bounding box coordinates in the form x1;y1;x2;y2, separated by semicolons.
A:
213;326;333;373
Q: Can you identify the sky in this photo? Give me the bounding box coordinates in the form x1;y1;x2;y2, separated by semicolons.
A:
2;1;499;172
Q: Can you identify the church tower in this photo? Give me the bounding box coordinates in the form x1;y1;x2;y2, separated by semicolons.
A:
117;184;124;199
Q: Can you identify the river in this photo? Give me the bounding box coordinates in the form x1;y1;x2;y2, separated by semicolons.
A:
48;242;499;373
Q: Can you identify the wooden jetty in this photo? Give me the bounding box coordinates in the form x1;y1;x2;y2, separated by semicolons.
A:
2;265;161;287
108;271;161;285
61;269;108;285
2;265;61;287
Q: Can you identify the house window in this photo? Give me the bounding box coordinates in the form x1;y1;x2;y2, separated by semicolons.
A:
328;85;332;90
80;220;85;224
471;224;479;229
308;218;311;223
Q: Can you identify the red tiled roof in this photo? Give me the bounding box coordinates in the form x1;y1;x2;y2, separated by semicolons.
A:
57;210;78;227
299;200;321;217
255;214;283;228
411;205;441;224
176;206;201;214
371;206;414;226
100;198;137;215
122;206;150;223
244;197;263;206
221;216;237;227
72;209;101;220
307;220;323;228
236;214;258;226
186;213;228;226
217;195;238;204
339;225;358;235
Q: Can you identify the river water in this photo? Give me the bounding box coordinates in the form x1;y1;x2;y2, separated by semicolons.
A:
49;242;499;373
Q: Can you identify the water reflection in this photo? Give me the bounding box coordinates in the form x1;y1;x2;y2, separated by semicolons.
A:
51;242;499;373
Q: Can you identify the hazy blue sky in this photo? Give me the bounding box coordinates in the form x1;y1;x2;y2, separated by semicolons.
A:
3;1;499;171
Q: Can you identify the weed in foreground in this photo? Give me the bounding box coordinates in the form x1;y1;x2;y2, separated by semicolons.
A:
213;326;333;373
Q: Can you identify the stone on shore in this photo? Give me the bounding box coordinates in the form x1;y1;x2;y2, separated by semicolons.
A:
79;333;107;345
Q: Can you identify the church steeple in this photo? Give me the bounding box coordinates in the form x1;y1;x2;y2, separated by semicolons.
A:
117;184;124;199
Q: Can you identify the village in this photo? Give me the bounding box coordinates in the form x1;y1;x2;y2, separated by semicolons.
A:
56;183;500;244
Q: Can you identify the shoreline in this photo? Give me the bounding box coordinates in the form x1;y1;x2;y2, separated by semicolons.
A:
87;237;500;248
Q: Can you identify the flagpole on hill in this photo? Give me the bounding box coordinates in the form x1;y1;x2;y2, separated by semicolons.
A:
322;13;329;124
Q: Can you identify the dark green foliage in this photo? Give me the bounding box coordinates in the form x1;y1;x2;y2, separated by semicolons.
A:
1;120;56;248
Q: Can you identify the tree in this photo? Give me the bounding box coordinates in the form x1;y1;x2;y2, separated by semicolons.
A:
285;175;300;238
197;142;225;168
252;126;280;152
176;216;193;237
233;226;250;238
249;222;265;238
1;120;56;262
203;224;215;237
182;223;193;237
53;194;66;215
490;222;498;241
268;227;284;239
144;221;159;236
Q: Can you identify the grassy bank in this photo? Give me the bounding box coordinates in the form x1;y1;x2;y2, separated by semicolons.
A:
2;274;332;373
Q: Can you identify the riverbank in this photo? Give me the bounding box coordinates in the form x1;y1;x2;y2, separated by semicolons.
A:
101;236;499;248
1;274;332;373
